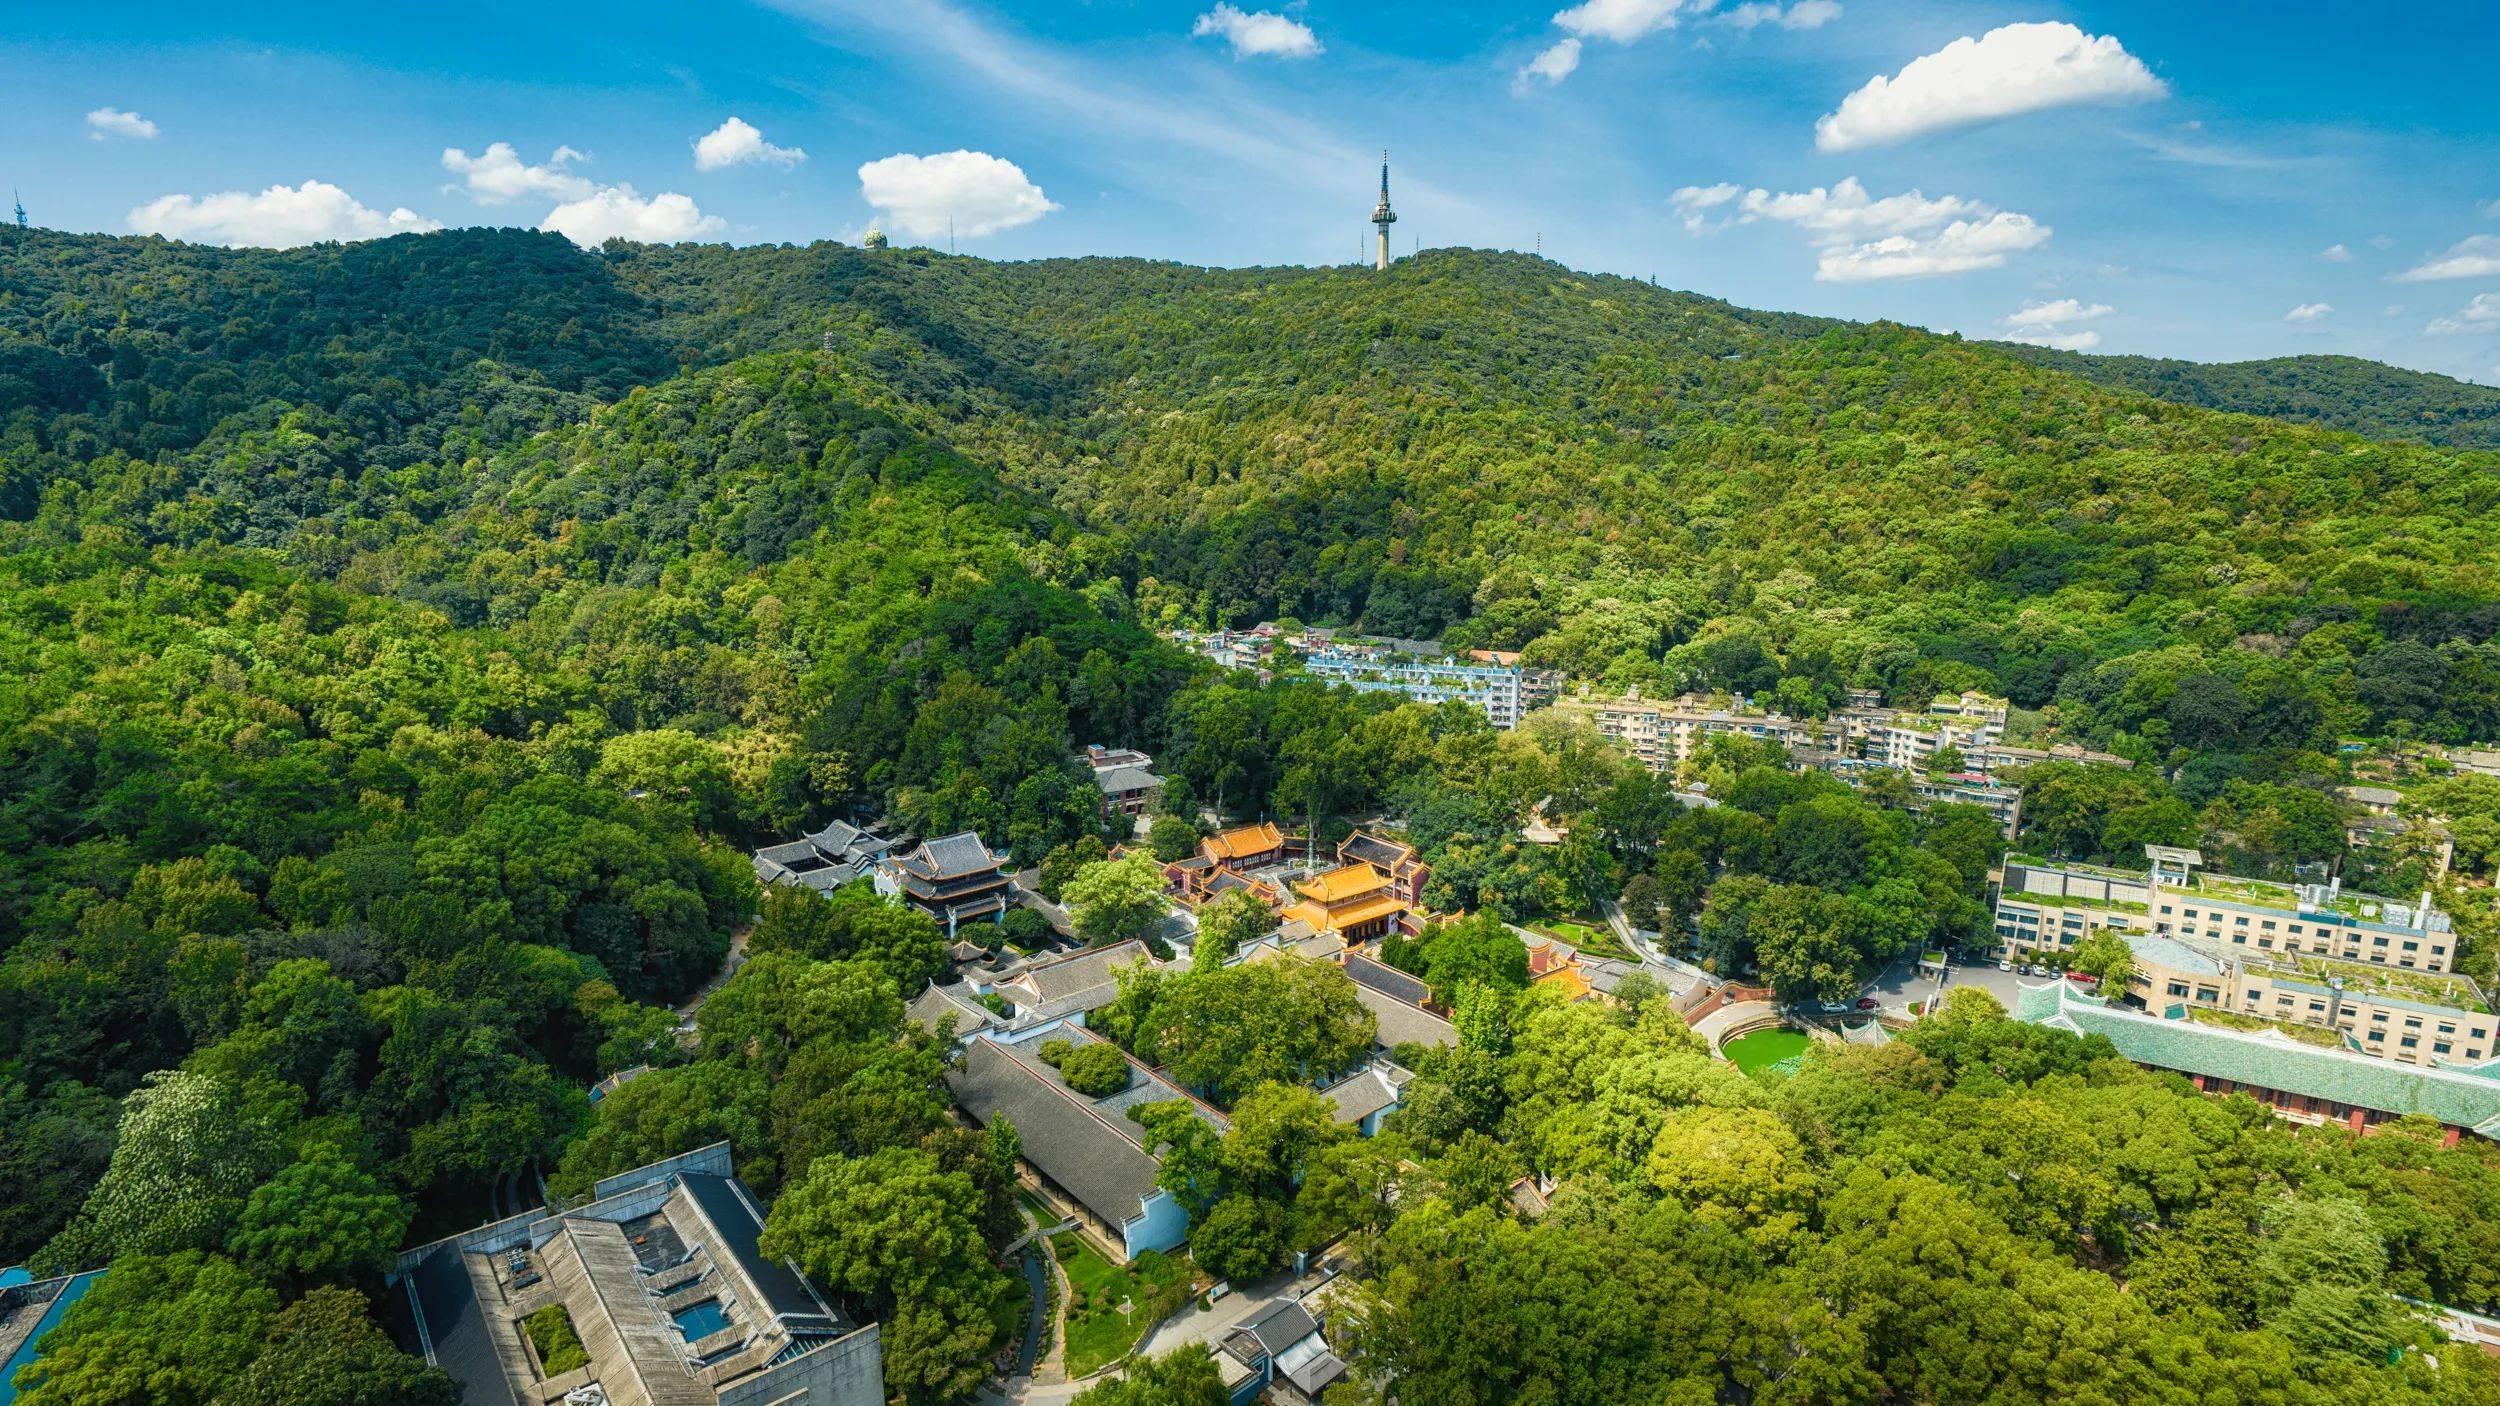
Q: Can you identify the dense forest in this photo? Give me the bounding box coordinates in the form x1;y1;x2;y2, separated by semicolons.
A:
2002;344;2500;452
5;222;2500;1405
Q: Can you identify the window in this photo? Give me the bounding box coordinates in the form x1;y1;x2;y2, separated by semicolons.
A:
2167;982;2189;998
2401;1036;2420;1049
2236;915;2251;927
2436;1042;2453;1055
2368;1029;2385;1041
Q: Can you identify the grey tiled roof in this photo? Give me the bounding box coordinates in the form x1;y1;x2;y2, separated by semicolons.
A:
1348;982;1456;1050
906;831;999;879
1344;954;1431;1007
1319;1067;1402;1124
907;981;1002;1037
1094;764;1165;795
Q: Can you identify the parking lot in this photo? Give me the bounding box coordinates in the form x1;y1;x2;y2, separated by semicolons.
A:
1862;951;2042;1015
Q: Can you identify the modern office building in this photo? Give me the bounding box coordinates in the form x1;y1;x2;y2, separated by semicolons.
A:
1993;846;2476;1066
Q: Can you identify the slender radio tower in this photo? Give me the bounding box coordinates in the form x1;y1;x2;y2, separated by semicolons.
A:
1370;151;1397;270
10;190;25;229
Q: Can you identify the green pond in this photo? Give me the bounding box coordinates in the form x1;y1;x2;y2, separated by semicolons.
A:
1720;1027;1812;1075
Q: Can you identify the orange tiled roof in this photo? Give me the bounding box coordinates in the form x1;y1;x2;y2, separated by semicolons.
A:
1204;821;1287;862
1298;864;1390;905
1284;892;1408;936
1536;966;1595;1001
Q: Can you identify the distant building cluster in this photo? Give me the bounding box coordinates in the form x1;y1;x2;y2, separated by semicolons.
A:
1171;623;1559;730
1558;687;2131;837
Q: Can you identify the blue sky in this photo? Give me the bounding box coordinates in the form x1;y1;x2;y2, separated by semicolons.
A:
7;0;2499;380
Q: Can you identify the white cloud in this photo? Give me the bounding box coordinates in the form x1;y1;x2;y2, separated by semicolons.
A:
1554;0;1700;43
1815;21;2167;152
1671;175;2050;281
2005;328;2101;351
442;142;593;203
2317;243;2353;263
2393;235;2500;282
858;150;1058;239
129;180;438;247
1668;181;1741;231
693;116;807;171
1517;37;1584;88
1725;0;1840;32
540;186;725;246
2426;293;2500;335
1190;5;1321;59
2284;302;2333;322
1996;298;2110;351
2003;298;2112;330
86;107;157;141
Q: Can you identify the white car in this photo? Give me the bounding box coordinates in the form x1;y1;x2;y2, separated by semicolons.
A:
1995;959;2013;972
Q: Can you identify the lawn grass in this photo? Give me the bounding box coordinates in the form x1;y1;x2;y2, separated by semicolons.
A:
1537;918;1637;962
1050;1233;1198;1377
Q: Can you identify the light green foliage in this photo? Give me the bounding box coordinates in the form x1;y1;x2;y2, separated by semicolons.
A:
1070;1346;1231;1406
751;883;948;993
1131;956;1377;1107
1062;851;1172;949
37;1072;277;1274
215;1286;459;1406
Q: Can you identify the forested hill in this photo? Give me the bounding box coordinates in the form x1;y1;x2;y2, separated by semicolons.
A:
12;226;2500;1404
1997;344;2500;451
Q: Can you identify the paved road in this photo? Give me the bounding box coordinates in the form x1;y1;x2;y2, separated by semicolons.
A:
1862;952;2038;1014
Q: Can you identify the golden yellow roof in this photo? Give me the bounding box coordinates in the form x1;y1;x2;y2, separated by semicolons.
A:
1284;892;1407;936
1298;864;1390;905
1204;821;1286;862
1537;966;1595;1002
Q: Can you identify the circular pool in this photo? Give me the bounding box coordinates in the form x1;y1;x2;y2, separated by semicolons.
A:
1719;1026;1812;1075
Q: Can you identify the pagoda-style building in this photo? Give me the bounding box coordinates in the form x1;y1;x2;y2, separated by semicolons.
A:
876;831;1013;935
1282;864;1409;943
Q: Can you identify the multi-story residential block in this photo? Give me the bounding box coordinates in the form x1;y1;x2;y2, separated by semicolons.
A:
1553;690;1818;771
1993;845;2476;1066
1835;693;2009;770
1300;650;1559;730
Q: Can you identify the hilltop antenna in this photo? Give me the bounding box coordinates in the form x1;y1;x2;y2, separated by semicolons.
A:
949;214;956;257
1535;232;1541;258
10;189;23;229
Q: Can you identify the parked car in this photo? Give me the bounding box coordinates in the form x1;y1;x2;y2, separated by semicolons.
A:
1855;996;1881;1010
1996;960;2013;972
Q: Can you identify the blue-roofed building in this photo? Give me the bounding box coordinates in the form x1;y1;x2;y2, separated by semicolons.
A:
1;1266;104;1406
392;1143;881;1406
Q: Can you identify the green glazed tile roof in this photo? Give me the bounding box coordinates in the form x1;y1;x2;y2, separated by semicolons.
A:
2013;981;2500;1136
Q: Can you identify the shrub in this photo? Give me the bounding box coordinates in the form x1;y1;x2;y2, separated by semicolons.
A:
524;1303;590;1376
1038;1039;1074;1068
1058;1042;1132;1098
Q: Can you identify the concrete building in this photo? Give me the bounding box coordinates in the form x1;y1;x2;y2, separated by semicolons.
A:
1;1265;106;1398
395;1144;883;1406
1554;691;1818;771
1302;650;1558;730
1079;746;1165;822
874;831;1012;936
1993;844;2459;974
2013;982;2500;1145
